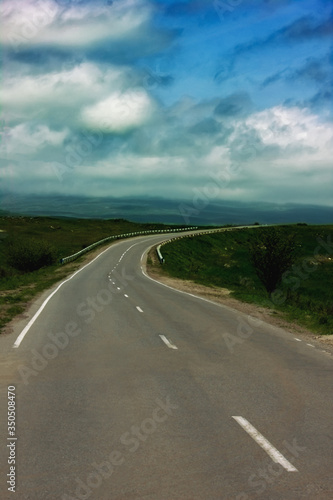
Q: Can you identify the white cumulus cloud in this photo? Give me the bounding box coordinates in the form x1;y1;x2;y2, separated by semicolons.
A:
1;0;151;49
242;105;333;154
81;90;156;132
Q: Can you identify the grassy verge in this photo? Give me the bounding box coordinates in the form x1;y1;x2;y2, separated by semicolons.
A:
0;215;187;333
159;224;333;335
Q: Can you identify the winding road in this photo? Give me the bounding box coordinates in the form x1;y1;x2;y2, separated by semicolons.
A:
0;231;332;499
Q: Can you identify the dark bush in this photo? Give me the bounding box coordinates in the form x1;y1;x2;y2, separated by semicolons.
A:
6;238;57;272
0;266;13;279
249;228;297;294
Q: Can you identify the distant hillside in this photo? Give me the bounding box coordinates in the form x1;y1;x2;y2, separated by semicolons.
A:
1;193;332;225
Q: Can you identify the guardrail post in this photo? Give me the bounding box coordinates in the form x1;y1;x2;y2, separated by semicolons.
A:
156;244;165;264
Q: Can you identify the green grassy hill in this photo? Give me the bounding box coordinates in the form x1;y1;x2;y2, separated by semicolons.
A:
0;215;185;332
161;224;333;335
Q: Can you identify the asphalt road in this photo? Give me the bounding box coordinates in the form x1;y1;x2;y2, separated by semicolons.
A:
0;233;332;499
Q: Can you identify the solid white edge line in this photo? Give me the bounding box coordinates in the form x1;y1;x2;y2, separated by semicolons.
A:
140;244;248;313
136;306;144;313
141;260;229;310
140;244;316;342
13;239;143;349
232;416;298;472
159;335;178;350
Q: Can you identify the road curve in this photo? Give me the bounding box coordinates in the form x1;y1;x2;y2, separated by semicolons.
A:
0;232;332;499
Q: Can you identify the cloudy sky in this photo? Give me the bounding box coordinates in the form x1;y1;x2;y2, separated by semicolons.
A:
1;0;332;207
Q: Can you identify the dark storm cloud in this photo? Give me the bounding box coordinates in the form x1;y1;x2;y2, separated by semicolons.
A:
261;70;287;88
233;15;333;57
261;55;330;88
214;92;253;118
189;118;221;135
293;58;329;83
308;87;333;107
140;69;174;90
85;26;180;65
284;15;333;40
164;0;212;18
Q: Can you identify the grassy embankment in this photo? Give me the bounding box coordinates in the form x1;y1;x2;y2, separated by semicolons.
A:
159;224;333;335
0;215;183;332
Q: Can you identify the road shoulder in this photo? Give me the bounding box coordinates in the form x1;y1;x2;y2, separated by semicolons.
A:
146;246;333;356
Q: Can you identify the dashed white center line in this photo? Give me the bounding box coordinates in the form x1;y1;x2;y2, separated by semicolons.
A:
117;287;121;290
136;306;143;313
307;343;315;347
159;335;178;350
232;416;298;472
124;294;129;298
294;338;301;341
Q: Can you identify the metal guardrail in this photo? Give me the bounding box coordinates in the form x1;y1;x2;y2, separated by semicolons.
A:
156;244;165;264
60;227;198;264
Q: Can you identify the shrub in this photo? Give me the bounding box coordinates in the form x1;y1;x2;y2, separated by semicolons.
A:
6;237;57;272
249;228;297;294
0;266;13;279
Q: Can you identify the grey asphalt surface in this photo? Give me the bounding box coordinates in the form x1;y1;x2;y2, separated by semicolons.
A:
0;233;332;500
